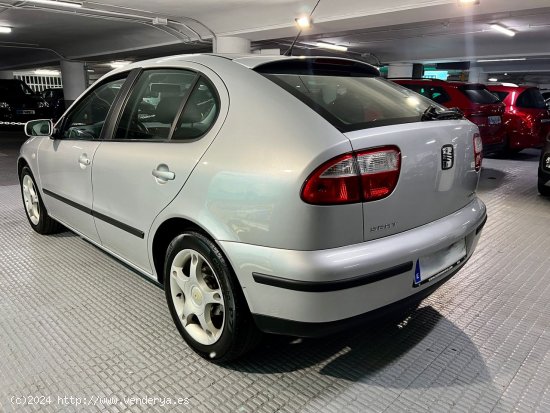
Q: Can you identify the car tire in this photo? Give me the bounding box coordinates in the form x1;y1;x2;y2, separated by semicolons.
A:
539;181;550;197
164;231;261;362
20;166;62;235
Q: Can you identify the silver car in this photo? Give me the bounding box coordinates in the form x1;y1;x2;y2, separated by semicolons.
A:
19;54;487;362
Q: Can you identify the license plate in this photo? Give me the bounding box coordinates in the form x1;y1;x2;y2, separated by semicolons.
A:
413;239;466;287
488;116;501;125
16;109;35;115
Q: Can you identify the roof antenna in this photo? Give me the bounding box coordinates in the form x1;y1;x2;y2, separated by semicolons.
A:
284;0;321;56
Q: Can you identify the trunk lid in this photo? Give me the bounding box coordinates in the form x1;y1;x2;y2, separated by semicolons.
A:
344;120;480;241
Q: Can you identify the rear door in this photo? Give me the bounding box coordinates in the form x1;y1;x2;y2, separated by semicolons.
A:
37;74;129;242
91;65;228;273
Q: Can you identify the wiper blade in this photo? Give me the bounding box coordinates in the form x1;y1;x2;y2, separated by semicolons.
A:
421;105;464;121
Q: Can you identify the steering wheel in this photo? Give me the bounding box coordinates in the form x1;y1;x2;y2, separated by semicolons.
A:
130;118;150;136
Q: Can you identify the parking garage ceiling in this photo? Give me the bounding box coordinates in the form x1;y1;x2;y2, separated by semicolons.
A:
0;0;550;82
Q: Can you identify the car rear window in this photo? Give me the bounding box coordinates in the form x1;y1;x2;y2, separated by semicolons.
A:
256;59;438;132
459;85;500;104
492;91;509;102
516;88;547;109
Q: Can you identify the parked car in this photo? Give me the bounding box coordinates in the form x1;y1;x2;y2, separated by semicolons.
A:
19;55;487;362
41;87;65;121
487;85;550;153
539;139;550;196
392;79;506;154
0;79;49;125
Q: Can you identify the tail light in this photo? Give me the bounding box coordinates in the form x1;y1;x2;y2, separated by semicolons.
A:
473;133;483;172
301;146;401;205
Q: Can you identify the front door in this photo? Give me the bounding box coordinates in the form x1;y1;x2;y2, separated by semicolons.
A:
91;67;227;273
37;74;129;243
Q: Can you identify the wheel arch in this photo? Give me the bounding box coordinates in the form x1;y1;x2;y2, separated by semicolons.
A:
151;217;232;286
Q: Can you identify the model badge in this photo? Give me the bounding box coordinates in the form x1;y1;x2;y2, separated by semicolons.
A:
441;145;454;170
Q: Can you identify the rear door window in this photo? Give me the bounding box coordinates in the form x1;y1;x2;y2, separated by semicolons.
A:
459;85;500;104
516;88;547;109
114;69;198;141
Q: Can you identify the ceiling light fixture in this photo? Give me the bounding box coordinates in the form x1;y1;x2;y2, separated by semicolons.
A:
316;42;348;52
295;16;312;29
35;69;60;76
490;24;516;37
457;0;480;6
109;61;131;69
477;58;526;62
0;26;12;33
27;0;82;8
488;78;498;82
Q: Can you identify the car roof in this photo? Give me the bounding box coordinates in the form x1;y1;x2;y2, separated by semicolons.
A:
392;78;486;88
486;84;530;92
105;53;380;76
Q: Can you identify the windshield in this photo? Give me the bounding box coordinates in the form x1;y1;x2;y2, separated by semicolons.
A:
517;88;547;109
262;74;441;132
0;80;34;97
459;85;500;104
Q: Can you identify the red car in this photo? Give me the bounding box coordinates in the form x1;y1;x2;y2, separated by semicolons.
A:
487;85;550;152
393;79;506;153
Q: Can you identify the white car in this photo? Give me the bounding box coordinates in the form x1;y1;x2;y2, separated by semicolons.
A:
19;54;487;362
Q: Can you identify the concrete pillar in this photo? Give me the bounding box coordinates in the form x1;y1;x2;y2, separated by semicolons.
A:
60;60;87;106
253;48;281;56
213;36;251;54
388;63;413;79
388;63;424;79
468;66;488;83
0;71;13;79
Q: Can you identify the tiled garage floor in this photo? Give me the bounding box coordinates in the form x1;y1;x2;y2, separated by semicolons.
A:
1;135;549;412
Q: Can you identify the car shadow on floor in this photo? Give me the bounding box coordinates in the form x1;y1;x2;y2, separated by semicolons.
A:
478;168;506;191
230;306;491;388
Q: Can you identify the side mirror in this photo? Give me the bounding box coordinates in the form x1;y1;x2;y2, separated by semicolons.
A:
25;119;53;137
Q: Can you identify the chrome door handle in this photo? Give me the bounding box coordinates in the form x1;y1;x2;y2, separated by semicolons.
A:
152;166;175;182
78;154;91;167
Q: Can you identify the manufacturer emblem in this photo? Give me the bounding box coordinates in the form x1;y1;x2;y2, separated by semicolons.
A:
441;145;454;170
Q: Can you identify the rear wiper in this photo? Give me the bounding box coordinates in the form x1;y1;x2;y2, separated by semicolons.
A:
421;105;464;121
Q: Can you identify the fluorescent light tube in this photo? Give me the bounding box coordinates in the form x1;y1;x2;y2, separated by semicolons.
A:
27;0;82;8
477;58;526;63
316;42;348;52
491;24;516;37
109;61;131;69
35;69;60;76
488;78;498;82
0;26;12;33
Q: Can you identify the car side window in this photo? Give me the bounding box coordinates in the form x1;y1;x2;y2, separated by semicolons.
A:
60;76;127;140
114;69;197;141
172;77;220;141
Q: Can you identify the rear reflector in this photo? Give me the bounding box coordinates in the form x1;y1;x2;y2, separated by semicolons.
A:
301;146;401;205
473;133;483;172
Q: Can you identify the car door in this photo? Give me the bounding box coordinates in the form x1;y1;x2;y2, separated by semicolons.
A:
37;73;130;243
91;66;228;273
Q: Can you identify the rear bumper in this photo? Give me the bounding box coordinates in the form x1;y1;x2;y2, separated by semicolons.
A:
221;197;487;335
253;259;465;337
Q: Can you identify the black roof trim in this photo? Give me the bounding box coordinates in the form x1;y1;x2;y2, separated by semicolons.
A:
254;57;380;77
